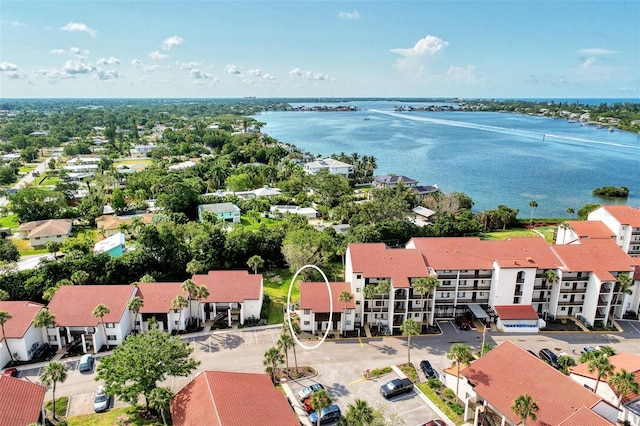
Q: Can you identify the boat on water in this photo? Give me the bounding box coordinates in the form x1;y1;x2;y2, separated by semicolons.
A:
609;126;615;132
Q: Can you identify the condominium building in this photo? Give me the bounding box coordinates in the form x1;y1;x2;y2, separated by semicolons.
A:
588;205;640;257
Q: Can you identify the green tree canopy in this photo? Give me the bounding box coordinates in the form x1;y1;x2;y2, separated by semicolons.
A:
9;188;67;222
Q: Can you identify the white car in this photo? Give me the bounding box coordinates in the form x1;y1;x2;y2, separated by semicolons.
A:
93;386;109;413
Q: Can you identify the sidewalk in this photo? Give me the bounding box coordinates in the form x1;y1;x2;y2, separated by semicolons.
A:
281;382;312;426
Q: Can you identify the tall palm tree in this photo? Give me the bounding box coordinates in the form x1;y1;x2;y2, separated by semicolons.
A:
40;362;68;420
33;309;56;329
566;207;575;218
362;285;376;328
511;394;539;426
309;388;333;426
345;399;375;426
529;200;538;225
127;296;144;333
247;255;264;274
70;270;89;286
616;273;634;295
610;369;640;408
277;332;294;372
263;346;284;384
400;318;420;365
542;269;559;313
338;290;353;336
171;295;188;332
412;276;439;328
0;311;14;363
148;386;174;425
194;285;209;328
588;352;614;393
92;304;111;350
447;343;474;396
282;322;300;374
181;279;197;326
375;280;390;333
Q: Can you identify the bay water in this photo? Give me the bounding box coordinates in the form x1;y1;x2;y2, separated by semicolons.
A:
254;100;640;218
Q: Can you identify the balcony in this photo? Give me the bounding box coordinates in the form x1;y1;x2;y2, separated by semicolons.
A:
560;287;586;294
597;296;609;306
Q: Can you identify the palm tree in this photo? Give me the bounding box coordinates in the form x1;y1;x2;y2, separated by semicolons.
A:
247;255;264;274
412;276;439;328
616;273;634;296
0;289;9;301
542;269;559;314
127;296;144;332
566;207;575;218
374;280;390;333
148;386;174;425
588;352;614;393
139;274;155;283
33;309;56;329
171;295;188;332
92;304;111;350
447;343;474;396
362;285;376;328
282;322;300;374
40;362;68;420
309;388;333;426
400;318;420;365
0;311;14;363
511;394;539;426
181;279;197;326
529;200;538;226
263;346;284;384
70;270;89;285
194;285;209;328
345;398;375;425
338;290;354;336
610;369;640;408
186;258;205;276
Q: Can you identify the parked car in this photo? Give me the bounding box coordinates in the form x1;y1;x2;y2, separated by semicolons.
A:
455;316;470;330
309;404;341;425
33;343;50;360
419;360;438;379
380;378;414;399
581;346;596;355
297;383;324;401
79;354;94;372
422;420;446;426
302;397;315;414
2;368;17;377
539;348;559;369
93;385;109;412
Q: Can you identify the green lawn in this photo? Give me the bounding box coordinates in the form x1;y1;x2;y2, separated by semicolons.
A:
37;175;61;186
484;226;556;244
0;214;19;229
18;165;36;174
113;159;152;166
240;216;284;230
14;238;49;256
67;406;165;426
263;268;299;324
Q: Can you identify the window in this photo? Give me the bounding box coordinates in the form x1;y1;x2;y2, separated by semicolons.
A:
443;292;450;298
479;292;484;296
355;314;359;318
35;237;41;240
563;295;568;299
303;309;311;315
513;297;520;304
174;321;178;325
304;321;310;326
356;274;362;279
356;287;361;292
48;335;57;342
356;300;361;305
561;307;566;311
346;321;351;325
459;280;467;286
375;301;383;307
107;335;117;341
174;309;180;313
457;292;466;298
442;280;451;286
106;323;115;328
135;321;140;325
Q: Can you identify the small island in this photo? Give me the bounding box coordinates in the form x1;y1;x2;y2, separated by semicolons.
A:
593;186;629;198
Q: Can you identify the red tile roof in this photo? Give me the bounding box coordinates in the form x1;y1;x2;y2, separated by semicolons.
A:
558;406;613;426
461;341;609;426
552;239;635;282
347;243;430;288
170;371;299;426
601;205;640;227
135;283;186;313
47;285;136;326
408;237;562;271
300;282;355;313
0;375;46;426
494;304;539;320
0;301;44;338
571;353;640;404
566;221;616;240
192;271;262;302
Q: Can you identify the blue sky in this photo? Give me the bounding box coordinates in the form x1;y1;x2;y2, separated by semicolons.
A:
1;1;638;99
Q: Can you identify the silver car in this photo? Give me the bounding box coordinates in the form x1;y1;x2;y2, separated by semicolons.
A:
93;386;109;412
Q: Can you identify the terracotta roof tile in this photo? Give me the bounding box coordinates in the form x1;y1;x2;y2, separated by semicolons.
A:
347;243;430;288
0;301;44;338
602;205;640;227
135;283;186;313
0;375;46;426
47;285;136;326
170;371;299;426
300;282;354;313
566;221;616;239
552;239;635;282
494;305;539;320
26;219;72;238
571;353;640;404
557;406;612;426
461;341;606;426
192;271;262;303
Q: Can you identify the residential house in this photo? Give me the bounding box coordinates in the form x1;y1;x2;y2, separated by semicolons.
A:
168;160;197;171
93;232;126;257
192;271;263;326
570;353;640;425
588;206;640;257
170;371;299;426
96;214;154;237
458;341;617;425
134;283;189;333
17;219;72;248
66;156;101;166
299;282;356;335
304;158;353;177
0;301;48;368
411;206;435;227
234;185;282;199
373;175;418;189
269;205;318;220
197;203;241;224
0;375;46;426
555;220;616;244
47;285;136;354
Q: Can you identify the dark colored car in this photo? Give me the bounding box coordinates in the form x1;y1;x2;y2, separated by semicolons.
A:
380;378;414;399
2;368;17;377
309;405;341;425
422;420;446;426
539;348;559;369
455;316;470;330
419;360;438;379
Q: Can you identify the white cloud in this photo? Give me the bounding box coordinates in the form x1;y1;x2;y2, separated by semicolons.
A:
0;62;18;71
446;65;482;85
95;69;122;80
247;69;262;77
262;73;276;81
177;61;200;70
4;21;24;27
97;57;121;65
190;69;213;79
148;51;169;60
288;67;335;82
144;65;162;72
579;57;597;70
391;35;448;76
6;72;24;79
391;35;448;58
60;22;96;37
63;60;95;75
34;68;72;80
162;36;184;50
338;10;360;20
225;65;241;75
131;59;141;67
69;47;90;56
578;48;618;55
49;49;66;55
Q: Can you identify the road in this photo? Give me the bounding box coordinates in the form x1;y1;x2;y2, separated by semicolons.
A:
14;320;640;423
0;156;51;208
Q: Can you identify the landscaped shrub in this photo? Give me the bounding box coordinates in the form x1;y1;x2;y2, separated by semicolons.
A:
448;402;464;416
443;388;456;400
370;367;392;378
428;377;442;390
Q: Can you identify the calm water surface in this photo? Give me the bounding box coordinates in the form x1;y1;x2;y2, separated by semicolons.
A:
254;100;640;217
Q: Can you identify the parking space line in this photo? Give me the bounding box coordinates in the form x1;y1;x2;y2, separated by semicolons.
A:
450;321;459;333
358;337;364;347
